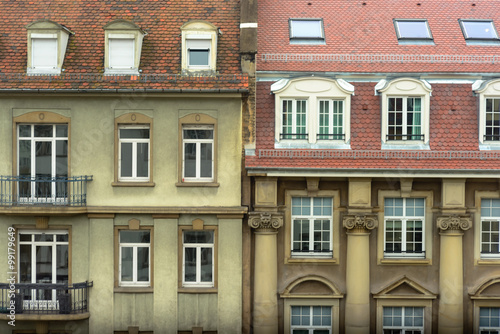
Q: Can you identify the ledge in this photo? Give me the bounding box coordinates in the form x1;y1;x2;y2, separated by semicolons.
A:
178;287;217;294
111;181;155;187
0;312;90;321
114;287;153;293
379;258;431;265
285;258;338;265
477;259;500;266
175;182;220;188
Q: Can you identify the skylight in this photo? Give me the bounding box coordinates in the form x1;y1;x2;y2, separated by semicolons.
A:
289;19;324;43
394;20;432;40
459;20;499;40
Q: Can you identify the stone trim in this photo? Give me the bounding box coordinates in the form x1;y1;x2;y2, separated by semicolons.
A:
343;214;378;232
436;215;472;233
248;212;283;231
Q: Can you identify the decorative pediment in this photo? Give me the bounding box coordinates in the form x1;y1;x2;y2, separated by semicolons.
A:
373;276;437;300
471;278;500;299
281;276;343;299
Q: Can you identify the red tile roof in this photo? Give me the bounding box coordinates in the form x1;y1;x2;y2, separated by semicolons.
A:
0;0;247;90
257;0;500;73
248;81;500;172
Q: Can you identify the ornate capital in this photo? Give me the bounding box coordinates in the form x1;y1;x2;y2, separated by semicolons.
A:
343;214;378;232
248;212;283;231
437;215;472;233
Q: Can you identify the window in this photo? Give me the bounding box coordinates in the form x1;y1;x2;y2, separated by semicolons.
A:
377;78;432;148
480;199;500;258
291;197;332;258
181;21;218;72
485;98;500;141
272;77;354;148
119;230;150;286
387;97;423;141
104;20;145;75
474;79;500;147
182;230;214;288
118;126;150;181
289;19;325;44
182;125;214;182
460;20;499;40
290;306;332;334
384;198;425;258
383;307;424;333
113;113;153;186
394;20;432;40
479;307;500;333
26;20;72;75
282;99;308;140
17;124;68;203
18;231;69;310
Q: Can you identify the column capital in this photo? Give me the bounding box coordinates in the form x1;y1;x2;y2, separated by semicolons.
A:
343;214;378;233
437;214;472;233
248;212;283;232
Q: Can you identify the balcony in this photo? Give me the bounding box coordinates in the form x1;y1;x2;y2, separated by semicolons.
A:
0;176;92;213
0;281;92;321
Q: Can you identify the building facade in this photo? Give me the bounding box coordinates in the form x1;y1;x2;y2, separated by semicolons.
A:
0;1;248;333
245;0;500;333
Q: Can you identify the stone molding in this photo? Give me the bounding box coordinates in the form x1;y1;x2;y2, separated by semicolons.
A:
343;214;378;232
436;215;472;232
248;212;283;231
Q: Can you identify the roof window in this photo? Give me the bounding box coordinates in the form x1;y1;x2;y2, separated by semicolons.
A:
289;19;325;44
394;19;432;40
459;20;499;40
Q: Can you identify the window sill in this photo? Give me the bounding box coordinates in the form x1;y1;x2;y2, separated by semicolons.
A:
380;258;431;265
176;182;219;188
479;143;500;150
178;287;217;294
477;258;500;265
27;69;62;76
104;69;140;76
381;142;430;150
112;181;155;187
275;141;350;150
114;286;153;293
286;257;337;264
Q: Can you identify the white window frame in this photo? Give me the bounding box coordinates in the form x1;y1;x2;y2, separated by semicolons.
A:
318;99;345;141
272;77;354;148
118;125;150;182
376;78;431;149
281;99;309;140
118;230;151;287
479;307;500;333
386;96;423;142
18;230;69;310
181;21;218;73
384;198;425;259
108;35;135;70
182;125;214;182
480;198;500;259
186;36;211;69
104;20;145;75
31;35;58;70
474;79;500;148
382;306;425;333
17;124;68;204
182;230;214;288
291;197;333;258
290;305;332;334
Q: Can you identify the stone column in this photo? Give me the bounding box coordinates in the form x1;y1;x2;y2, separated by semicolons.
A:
437;215;471;334
248;212;283;334
343;215;377;334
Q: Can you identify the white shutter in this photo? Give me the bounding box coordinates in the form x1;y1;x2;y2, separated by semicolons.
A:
32;38;57;68
109;39;135;69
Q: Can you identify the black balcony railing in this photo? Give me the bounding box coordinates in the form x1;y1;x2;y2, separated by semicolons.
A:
386;134;424;141
0;176;92;206
280;133;309;140
0;281;92;315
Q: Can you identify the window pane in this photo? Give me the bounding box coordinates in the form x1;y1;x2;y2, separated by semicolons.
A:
189;49;209;66
137;247;149;282
290;20;323;38
462;21;498;39
56;244;69;283
184;143;196;178
34;125;53;137
184;231;213;244
120;143;133;177
120;230;150;243
184;247;196;282
200;247;213;282
19;244;32;283
32;38;57;68
184;129;213;140
136;142;149;178
109;38;135;68
19;125;31;137
120;128;149;139
200;143;213;178
121;247;133;282
36;246;52;284
396;21;431;38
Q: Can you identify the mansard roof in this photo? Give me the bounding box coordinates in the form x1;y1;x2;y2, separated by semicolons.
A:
0;0;247;91
257;0;500;73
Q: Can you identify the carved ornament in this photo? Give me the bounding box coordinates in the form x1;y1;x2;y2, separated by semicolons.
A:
437;215;472;232
343;214;378;231
248;212;283;231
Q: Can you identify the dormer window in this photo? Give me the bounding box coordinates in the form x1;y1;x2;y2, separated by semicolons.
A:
26;20;72;75
104;20;146;75
473;79;500;148
181;21;218;73
459;19;499;41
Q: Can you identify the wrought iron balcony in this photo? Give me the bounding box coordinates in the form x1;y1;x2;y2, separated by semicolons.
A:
0;176;92;206
0;281;92;316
